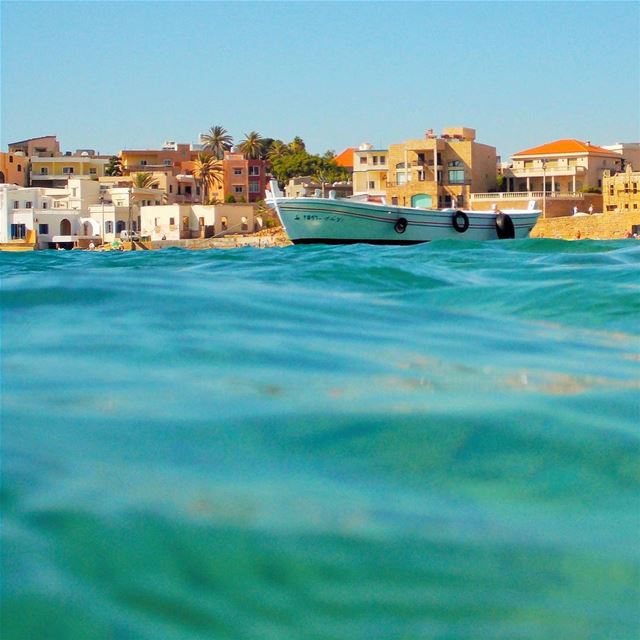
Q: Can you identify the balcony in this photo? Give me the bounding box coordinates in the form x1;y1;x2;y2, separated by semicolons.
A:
471;191;583;200
506;165;587;177
126;163;175;171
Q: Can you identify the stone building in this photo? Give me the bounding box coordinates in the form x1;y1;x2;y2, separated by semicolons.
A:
384;127;497;209
602;164;640;213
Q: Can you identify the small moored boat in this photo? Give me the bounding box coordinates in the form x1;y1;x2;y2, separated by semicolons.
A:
266;180;541;245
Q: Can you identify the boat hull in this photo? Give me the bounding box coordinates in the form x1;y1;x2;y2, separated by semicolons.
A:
271;198;541;245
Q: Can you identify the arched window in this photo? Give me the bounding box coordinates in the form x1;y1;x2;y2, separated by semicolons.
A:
60;219;71;235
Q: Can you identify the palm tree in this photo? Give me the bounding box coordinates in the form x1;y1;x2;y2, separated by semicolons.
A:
267;140;290;162
289;136;306;154
238;131;264;159
132;172;158;189
193;153;223;204
201;125;233;160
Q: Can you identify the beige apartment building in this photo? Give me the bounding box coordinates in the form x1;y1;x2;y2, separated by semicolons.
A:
602;164;639;213
352;144;388;198
384;127;497;209
503;139;623;193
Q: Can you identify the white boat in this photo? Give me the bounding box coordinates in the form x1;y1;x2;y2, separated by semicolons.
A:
266;180;541;245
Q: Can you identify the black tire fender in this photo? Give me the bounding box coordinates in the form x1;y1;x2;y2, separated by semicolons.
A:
394;217;408;234
495;212;515;239
452;210;469;233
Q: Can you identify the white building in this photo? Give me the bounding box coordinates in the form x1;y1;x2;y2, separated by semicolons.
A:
0;183;98;248
140;203;259;241
602;143;640;172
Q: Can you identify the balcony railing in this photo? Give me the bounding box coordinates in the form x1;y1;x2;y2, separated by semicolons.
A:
505;166;587;177
385;180;470;187
471;191;584;200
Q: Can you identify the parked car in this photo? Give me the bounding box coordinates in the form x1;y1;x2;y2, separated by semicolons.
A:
119;230;140;241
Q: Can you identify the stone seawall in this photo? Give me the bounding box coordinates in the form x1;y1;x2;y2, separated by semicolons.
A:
531;210;640;240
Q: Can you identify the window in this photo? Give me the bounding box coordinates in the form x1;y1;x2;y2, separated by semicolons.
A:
89;168;97;175
448;170;465;184
249;182;260;193
105;221;113;233
17;164;22;172
368;181;375;189
234;185;243;194
40;167;49;175
234;168;243;175
163;159;172;166
360;157;367;164
11;224;26;239
417;153;426;164
42;202;48;209
169;217;175;225
63;167;74;174
140;160;148;166
448;160;463;167
39;223;49;234
116;221;126;233
379;156;386;164
249;166;260;176
25;201;33;208
372;156;378;165
12;201;18;209
169;185;173;193
9;155;13;163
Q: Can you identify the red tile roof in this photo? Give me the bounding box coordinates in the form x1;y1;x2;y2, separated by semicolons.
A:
334;147;356;168
514;139;619;157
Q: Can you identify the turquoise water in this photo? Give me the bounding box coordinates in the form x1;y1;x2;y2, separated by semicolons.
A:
1;239;639;640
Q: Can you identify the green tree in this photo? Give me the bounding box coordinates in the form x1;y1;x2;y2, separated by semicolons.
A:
132;172;158;189
238;131;264;159
267;140;290;162
193;153;223;204
105;155;123;176
258;137;275;160
289;136;306;154
201;125;233;160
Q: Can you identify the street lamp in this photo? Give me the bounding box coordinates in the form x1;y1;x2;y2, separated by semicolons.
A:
541;158;547;219
100;194;105;245
128;186;133;248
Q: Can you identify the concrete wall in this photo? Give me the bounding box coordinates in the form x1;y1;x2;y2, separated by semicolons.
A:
531;209;640;240
470;193;603;218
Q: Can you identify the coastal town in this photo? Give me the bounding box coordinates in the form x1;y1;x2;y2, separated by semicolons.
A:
1;126;639;251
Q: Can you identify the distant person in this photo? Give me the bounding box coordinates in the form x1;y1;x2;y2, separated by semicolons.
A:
588;204;594;215
576;230;582;240
573;206;578;215
88;241;95;251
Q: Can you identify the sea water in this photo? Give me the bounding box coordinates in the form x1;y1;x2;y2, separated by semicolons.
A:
1;239;639;640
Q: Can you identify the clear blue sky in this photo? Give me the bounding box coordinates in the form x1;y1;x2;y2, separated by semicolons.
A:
2;0;638;159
